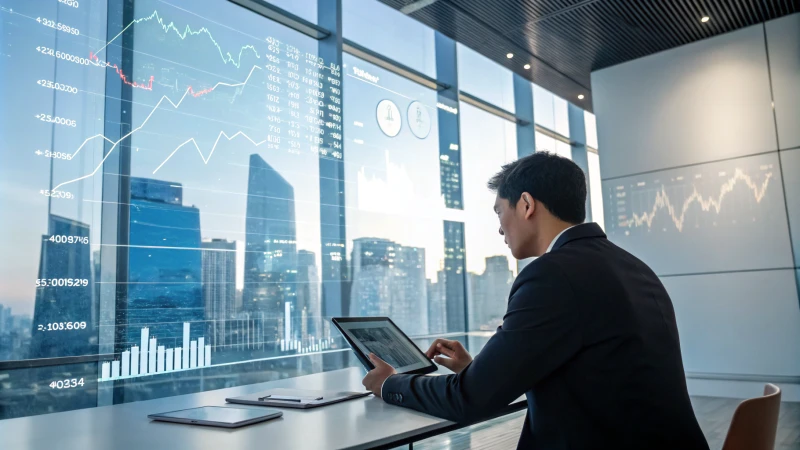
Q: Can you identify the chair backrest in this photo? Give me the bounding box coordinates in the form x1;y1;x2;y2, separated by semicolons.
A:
721;383;782;450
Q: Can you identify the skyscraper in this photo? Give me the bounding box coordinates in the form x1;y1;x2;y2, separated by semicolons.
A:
392;246;428;336
242;154;297;346
349;239;428;336
427;270;447;335
126;178;203;347
469;256;513;330
443;221;467;333
349;238;394;318
201;239;236;348
29;215;96;358
295;250;320;342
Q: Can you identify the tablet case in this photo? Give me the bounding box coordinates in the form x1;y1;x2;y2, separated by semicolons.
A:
226;388;371;409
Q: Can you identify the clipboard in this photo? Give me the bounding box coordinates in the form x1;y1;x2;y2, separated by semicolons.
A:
226;388;372;409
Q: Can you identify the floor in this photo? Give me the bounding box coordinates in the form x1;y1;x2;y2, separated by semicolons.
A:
414;397;800;450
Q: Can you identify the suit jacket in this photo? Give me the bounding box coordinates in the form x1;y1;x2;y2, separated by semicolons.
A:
381;223;709;449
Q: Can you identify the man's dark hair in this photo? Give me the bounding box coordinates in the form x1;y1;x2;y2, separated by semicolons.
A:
488;152;587;224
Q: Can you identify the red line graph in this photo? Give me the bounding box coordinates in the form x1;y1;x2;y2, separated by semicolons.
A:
89;51;155;91
90;51;225;98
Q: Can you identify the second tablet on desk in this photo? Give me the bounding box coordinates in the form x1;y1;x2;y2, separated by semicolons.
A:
226;388;371;409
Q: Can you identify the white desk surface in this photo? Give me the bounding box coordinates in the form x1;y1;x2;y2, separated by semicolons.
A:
0;367;526;450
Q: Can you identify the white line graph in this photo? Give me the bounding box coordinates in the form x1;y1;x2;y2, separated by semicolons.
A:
622;168;773;232
52;65;264;192
152;131;267;174
94;9;260;69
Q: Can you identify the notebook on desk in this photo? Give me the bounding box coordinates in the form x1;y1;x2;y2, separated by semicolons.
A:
226;388;372;409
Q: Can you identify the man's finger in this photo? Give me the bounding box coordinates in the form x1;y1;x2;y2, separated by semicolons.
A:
426;339;445;358
369;353;390;367
434;355;456;370
436;343;455;358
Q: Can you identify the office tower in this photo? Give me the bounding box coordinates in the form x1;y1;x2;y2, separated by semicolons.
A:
349;238;394;318
29;215;96;358
127;177;204;346
391;246;428;336
0;304;9;335
242;154;297;346
130;177;182;205
469;256;513;330
443;221;467;333
201;239;236;347
349;239;428;336
439;152;463;209
295;250;321;341
427;272;447;335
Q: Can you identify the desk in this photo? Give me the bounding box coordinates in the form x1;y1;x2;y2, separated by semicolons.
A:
0;367;527;450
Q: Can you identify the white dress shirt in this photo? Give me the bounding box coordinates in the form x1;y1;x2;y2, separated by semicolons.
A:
546;224;579;253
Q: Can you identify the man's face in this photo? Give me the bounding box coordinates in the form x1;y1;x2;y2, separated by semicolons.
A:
494;193;536;259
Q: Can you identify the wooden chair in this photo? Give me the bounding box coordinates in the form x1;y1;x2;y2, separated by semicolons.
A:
721;383;781;450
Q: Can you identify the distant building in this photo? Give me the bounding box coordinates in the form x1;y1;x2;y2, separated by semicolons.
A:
349;238;428;336
295;250;321;342
201;239;236;348
126;177;204;346
242;154;297;347
427;270;447;335
443;221;467;333
392;246;428;336
469;256;513;330
29;215;96;358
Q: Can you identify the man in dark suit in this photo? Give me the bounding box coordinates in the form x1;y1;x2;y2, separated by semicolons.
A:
362;152;709;449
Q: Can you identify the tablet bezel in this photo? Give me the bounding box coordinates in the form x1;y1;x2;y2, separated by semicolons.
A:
147;406;283;428
332;317;437;375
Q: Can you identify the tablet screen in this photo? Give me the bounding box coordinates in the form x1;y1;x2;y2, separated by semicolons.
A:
336;319;432;373
151;406;276;424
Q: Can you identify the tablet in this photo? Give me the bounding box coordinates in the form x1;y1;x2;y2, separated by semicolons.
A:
148;406;282;428
332;317;437;375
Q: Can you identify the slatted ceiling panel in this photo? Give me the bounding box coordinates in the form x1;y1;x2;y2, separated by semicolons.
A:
378;0;799;113
451;0;586;34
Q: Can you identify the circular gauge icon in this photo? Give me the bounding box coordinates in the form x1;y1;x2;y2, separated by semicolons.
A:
376;99;402;137
407;101;431;139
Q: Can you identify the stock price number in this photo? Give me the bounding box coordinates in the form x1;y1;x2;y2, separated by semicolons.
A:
35;114;77;127
58;0;80;8
36;149;74;160
37;80;78;94
36;47;91;66
38;321;88;332
37;17;80;35
50;378;85;390
36;278;89;287
40;189;74;199
48;235;89;244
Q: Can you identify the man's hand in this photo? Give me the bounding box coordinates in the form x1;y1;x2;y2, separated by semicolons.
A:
362;353;397;398
426;339;472;373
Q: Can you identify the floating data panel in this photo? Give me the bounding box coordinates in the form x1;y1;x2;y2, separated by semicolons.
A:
663;269;800;376
603;152;793;275
342;53;442;337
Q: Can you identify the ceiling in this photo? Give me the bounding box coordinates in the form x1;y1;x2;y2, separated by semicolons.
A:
379;0;799;113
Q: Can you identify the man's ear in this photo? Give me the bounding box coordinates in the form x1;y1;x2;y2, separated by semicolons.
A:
521;192;535;220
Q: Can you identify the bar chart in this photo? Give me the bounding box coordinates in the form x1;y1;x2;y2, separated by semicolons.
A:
99;322;336;382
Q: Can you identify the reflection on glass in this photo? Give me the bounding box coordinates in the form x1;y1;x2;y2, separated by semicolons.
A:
343;53;444;336
460;104;518;331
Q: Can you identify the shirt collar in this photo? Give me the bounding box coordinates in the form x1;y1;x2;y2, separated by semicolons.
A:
546;224;579;253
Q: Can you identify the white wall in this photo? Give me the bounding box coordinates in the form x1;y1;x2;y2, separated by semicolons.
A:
591;13;800;398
